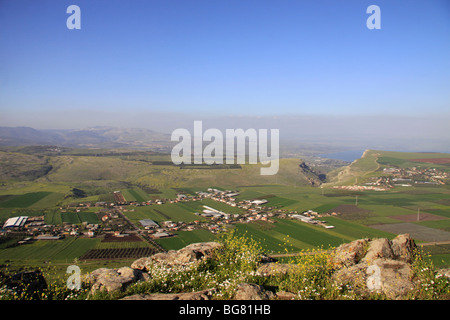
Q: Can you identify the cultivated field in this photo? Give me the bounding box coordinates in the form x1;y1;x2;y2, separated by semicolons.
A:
370;223;450;242
0;238;100;263
0;149;449;268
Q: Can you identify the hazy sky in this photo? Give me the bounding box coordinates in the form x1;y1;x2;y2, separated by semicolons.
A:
0;0;449;150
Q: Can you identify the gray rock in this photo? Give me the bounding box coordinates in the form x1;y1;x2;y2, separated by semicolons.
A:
330;234;417;299
329;239;369;268
131;242;222;271
86;267;147;293
234;283;274;300
369;258;414;299
364;238;395;264
275;291;297;300
391;233;416;263
332;262;368;289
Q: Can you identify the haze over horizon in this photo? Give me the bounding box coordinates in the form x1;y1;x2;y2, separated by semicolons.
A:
0;1;449;152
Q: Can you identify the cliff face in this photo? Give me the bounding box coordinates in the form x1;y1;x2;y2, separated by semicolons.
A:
298;161;325;186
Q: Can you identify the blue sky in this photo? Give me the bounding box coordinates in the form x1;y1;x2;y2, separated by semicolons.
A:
0;0;449;131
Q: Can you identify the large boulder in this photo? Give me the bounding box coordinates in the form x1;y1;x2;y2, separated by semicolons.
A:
85;267;147;293
85;242;222;294
368;259;414;298
234;283;274;300
363;238;395;264
329;239;369;268
330;234;417;299
391;233;416;263
131;242;222;271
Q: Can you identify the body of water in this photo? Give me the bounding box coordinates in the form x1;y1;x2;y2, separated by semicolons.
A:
318;150;365;162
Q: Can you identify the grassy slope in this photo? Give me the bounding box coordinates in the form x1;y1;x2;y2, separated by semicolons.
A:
0;152;316;196
326;149;450;186
324;149;380;186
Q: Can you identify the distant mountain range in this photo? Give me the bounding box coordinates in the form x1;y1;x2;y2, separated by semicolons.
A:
0;126;173;151
2;125;446;160
0;126;353;159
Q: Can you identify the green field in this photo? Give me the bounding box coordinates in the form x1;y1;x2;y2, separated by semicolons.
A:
125;202;206;225
42;209;61;225
234;217;396;254
124;198;249;226
122;188;149;202
0;192;52;208
155;229;217;250
0;238;100;263
377;151;450;170
60;211;99;224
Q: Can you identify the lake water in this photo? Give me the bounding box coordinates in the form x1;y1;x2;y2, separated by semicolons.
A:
318;150;365;162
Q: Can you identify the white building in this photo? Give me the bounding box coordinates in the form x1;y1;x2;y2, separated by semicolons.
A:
291;214;313;223
250;199;268;205
3;216;28;228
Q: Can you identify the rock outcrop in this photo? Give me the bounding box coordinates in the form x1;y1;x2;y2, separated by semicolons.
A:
86;242;221;294
329;233;417;299
233;283;274;300
84;267;148;293
131;242;222;271
83;235;428;300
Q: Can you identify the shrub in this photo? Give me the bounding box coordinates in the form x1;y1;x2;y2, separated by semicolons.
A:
407;247;450;300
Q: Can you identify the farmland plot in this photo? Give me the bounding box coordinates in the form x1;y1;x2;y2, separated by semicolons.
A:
80;247;157;260
0;192;52;208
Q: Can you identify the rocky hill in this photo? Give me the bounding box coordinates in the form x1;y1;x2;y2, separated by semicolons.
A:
2;234;449;300
85;234;450;300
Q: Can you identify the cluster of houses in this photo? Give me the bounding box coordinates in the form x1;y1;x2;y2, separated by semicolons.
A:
1;214;101;240
1;186;343;245
363;166;449;188
132;188;341;238
383;166;448;186
332;165;448;191
332;185;389;191
133;188;277;238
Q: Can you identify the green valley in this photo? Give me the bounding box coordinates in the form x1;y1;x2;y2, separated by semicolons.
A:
1;147;450;272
